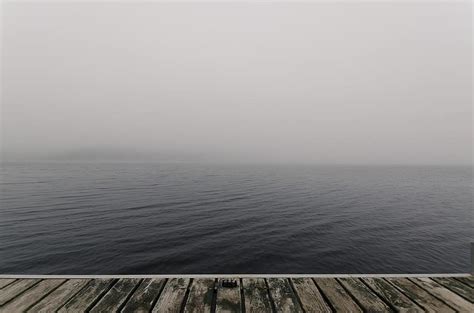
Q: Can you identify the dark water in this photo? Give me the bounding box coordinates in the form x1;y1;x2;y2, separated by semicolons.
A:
0;162;472;274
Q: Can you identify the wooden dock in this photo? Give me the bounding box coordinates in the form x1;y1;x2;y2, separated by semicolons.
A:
0;275;472;312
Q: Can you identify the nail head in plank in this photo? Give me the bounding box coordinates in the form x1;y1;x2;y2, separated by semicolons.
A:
386;278;455;313
152;278;190;313
291;278;331;313
89;278;141;312
27;279;90;313
266;278;303;313
121;278;166;313
432;277;474;302
338;278;393;312
315;278;363;313
215;278;242;313
0;279;40;306
0;279;64;313
362;278;422;313
412;278;473;313
242;278;272;313
0;279;16;290
58;279;115;312
183;278;215;313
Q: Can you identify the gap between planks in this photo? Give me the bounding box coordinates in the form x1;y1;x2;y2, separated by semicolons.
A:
0;276;472;313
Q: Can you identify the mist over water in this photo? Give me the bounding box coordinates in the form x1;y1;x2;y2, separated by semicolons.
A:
1;163;471;274
1;2;472;275
2;2;472;165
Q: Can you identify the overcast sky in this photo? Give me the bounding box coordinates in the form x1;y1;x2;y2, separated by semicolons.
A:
1;1;472;164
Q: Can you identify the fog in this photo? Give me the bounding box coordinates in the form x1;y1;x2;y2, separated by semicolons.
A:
1;1;472;164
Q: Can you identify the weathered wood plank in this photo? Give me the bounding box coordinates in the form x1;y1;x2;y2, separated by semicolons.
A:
1;276;471;313
291;278;331;313
411;278;473;312
432;277;474;302
0;279;16;290
215;278;242;313
455;277;474;289
338;278;392;312
0;279;40;306
386;278;455;313
0;279;64;313
152;278;190;313
242;278;272;313
183;278;215;313
315;278;362;312
89;278;141;312
58;279;115;312
362;278;422;312
266;278;302;313
27;279;90;313
122;278;166;313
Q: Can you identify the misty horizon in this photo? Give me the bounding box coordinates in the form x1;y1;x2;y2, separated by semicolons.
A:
2;1;472;165
2;146;473;166
1;0;473;292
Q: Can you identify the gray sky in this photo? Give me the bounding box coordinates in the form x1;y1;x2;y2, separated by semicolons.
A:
1;1;472;164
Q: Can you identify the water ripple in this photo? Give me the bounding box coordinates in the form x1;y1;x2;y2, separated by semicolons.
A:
0;163;471;274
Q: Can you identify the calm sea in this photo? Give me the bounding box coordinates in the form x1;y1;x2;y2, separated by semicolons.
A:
0;162;471;274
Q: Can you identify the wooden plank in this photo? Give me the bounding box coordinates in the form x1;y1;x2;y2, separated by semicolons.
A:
432;277;474;302
215;278;242;313
0;279;40;306
152;278;190;313
290;278;331;313
27;279;90;313
338;278;392;312
455;276;474;289
362;278;422;312
267;278;302;313
315;278;362;312
242;278;272;313
0;279;65;313
386;278;455;313
58;279;115;312
412;278;473;312
0;279;16;290
89;278;141;312
183;278;215;313
122;278;166;313
1;276;471;313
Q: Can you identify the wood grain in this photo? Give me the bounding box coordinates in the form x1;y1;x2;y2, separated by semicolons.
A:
1;276;471;312
455;276;474;289
386;277;455;313
89;278;141;312
0;279;64;313
242;278;272;313
411;278;473;313
122;278;166;313
0;280;16;290
315;278;363;312
267;278;302;313
28;279;89;313
183;278;215;313
58;278;115;312
338;278;392;312
291;278;331;312
152;278;190;313
0;279;41;306
362;278;422;313
432;277;474;302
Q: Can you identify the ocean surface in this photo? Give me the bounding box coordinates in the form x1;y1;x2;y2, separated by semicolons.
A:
0;162;472;274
